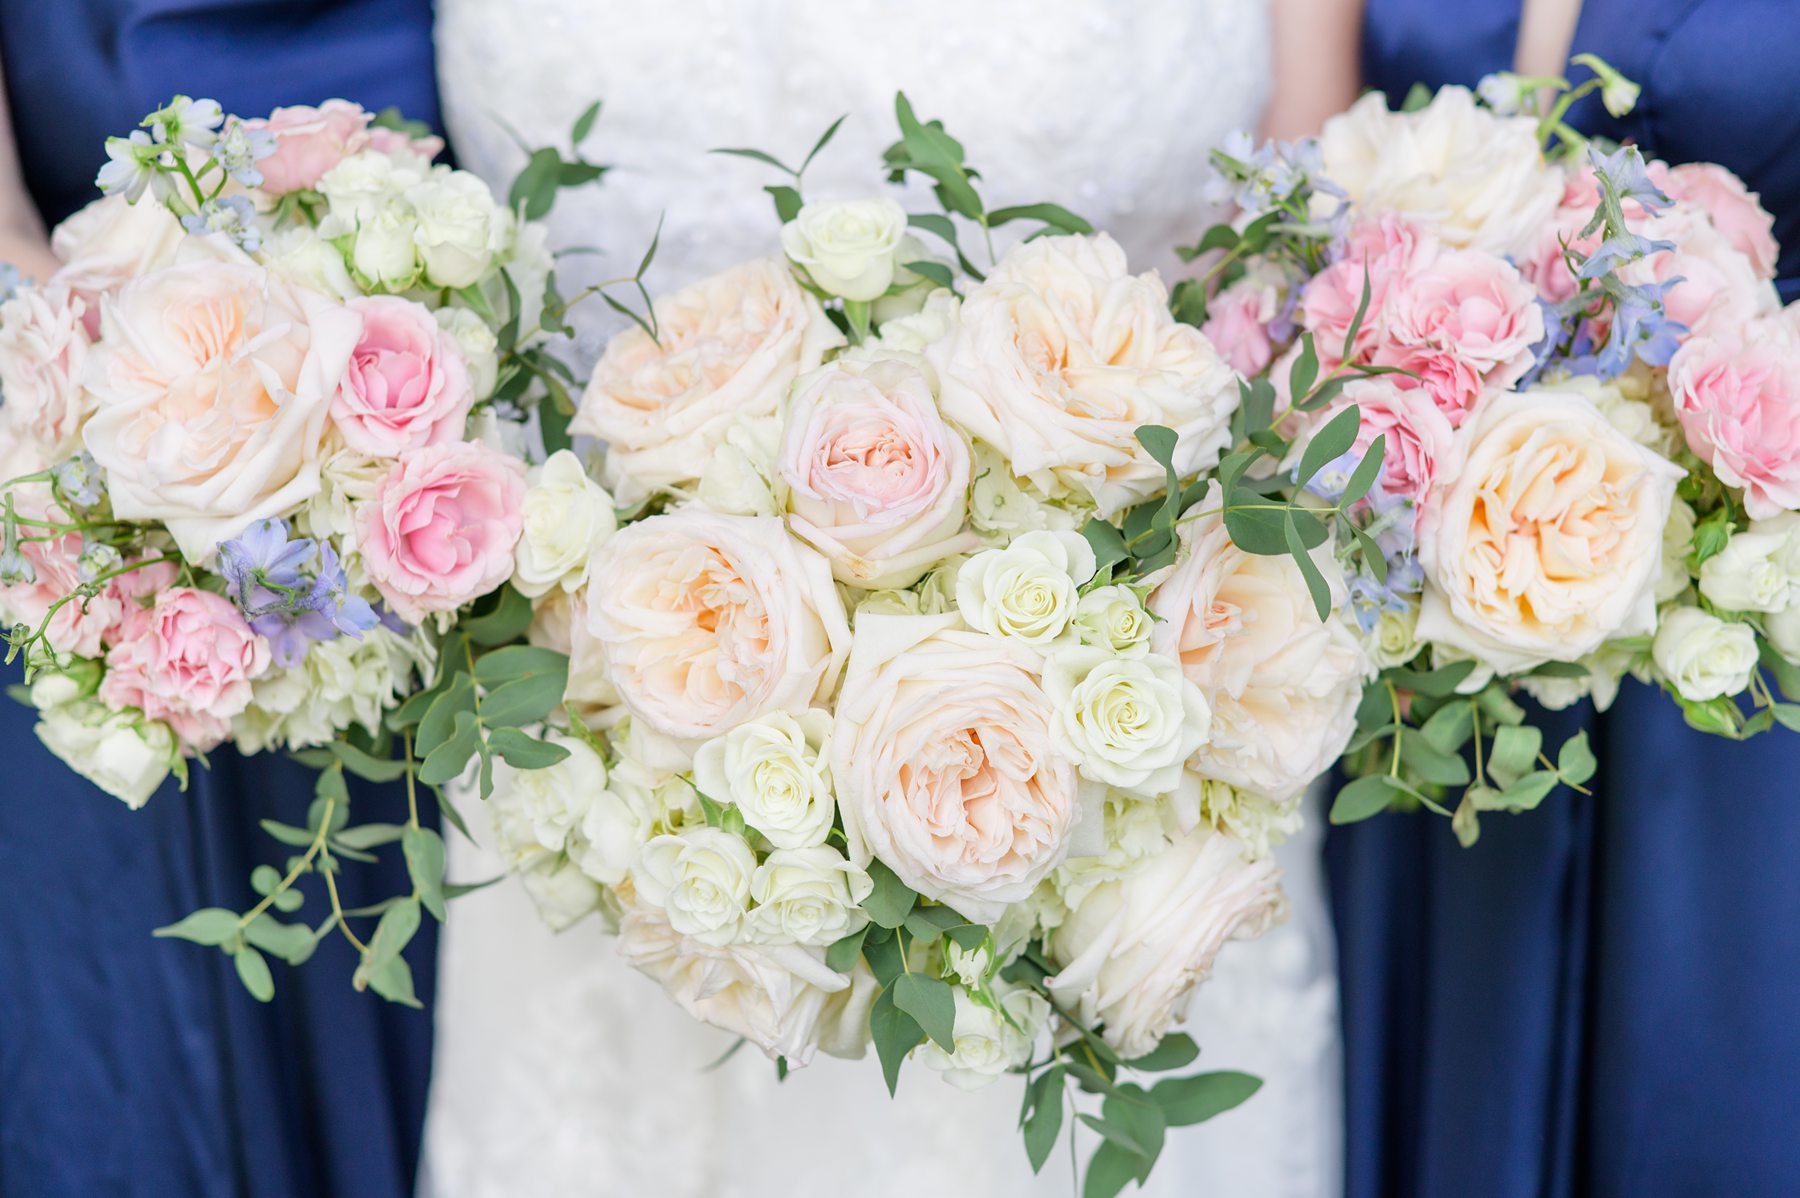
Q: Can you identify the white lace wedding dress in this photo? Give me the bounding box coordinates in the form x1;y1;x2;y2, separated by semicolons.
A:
423;4;1343;1196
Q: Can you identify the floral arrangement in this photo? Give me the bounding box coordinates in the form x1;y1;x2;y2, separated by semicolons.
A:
478;96;1389;1194
0;95;639;1004
1191;57;1800;844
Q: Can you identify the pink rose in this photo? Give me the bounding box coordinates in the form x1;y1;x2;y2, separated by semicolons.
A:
1622;204;1777;340
1368;342;1489;426
1519;202;1598;305
0;497;177;659
1670;309;1800;518
1302;216;1437;367
0;283;91;459
1201;276;1278;376
358;441;526;623
99;587;269;751
1314;376;1460;504
1655;162;1779;281
241;101;374;194
1384;247;1542;390
366;126;446;163
331;296;474;456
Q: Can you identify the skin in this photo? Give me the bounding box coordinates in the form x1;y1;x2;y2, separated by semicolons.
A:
0;62;60;281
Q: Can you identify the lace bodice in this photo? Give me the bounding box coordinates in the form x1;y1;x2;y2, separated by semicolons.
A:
423;5;1343;1197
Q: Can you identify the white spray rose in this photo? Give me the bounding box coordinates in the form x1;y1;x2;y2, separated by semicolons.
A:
35;700;175;810
487;733;610;865
407;168;504;288
954;530;1097;646
434;306;499;400
779;197;908;302
691;709;835;850
635;826;760;946
318;150;421;222
1043;647;1210;798
513;450;616;598
1366;599;1424;669
1699;531;1791;613
349;205;420;289
1071;585;1152;656
746;846;873;947
917;985;1049;1091
570;775;657;888
697;415;782;517
1658;499;1698;603
262;226;360;300
519;854;603;932
1516;645;1632;713
1652;606;1758;701
874;287;960;353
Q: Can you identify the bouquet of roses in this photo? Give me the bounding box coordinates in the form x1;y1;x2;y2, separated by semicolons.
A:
479;96;1391;1194
0;94;635;1003
1189;57;1800;845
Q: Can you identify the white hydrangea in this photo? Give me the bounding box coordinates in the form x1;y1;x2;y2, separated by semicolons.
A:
232;626;435;753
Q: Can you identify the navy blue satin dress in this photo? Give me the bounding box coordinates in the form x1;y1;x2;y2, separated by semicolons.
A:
1330;4;1800;1197
0;4;441;1196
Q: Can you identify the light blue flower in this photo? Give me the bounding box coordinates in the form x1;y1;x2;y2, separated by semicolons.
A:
180;196;262;253
96;132;163;201
143;95;224;150
209;121;275;188
1587;144;1672;214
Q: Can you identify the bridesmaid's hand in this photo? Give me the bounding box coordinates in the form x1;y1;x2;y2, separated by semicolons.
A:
1262;0;1368;140
0;60;60;283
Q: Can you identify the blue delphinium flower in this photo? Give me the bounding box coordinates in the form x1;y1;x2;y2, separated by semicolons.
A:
180;196;262;253
49;452;104;508
216;520;378;667
209;121;275;188
1577;231;1675;280
1587;144;1673;214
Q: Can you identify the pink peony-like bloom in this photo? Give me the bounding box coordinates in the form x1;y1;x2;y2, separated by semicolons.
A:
1315;376;1460;504
1518;200;1599;305
1622;203;1777;341
1655;161;1780;281
1368;341;1490;426
357;441;526;623
366;125;446;163
241;101;374;194
1301;215;1438;366
0;282;92;459
0;500;177;660
330;296;474;457
99;587;269;751
1669;308;1800;518
1384;246;1543;388
1201;276;1278;376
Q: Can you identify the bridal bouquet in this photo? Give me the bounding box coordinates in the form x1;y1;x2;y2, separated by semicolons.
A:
483;97;1387;1194
0;95;624;1003
1189;58;1800;844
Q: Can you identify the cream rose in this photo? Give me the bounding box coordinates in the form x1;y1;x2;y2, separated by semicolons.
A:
917;985;1048;1091
572;257;841;506
1148;511;1370;802
585;510;850;742
954;530;1097;646
1653;606;1758;701
1048;825;1284;1059
50;193;184;308
746;846;873;947
932;233;1238;515
634;826;759;947
486;733;611;866
1698;530;1791;613
1043;646;1210;798
1316;86;1563;256
777;354;978;590
1071;584;1153;656
830;613;1084;923
690;709;836;850
81;238;361;561
1416;387;1684;675
513;450;616;598
779;197;908;302
35;699;175;810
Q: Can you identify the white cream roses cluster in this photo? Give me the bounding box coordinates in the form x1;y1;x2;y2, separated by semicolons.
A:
691;709;836;849
954;530;1096;645
316;149;509;291
571;257;842;506
932;233;1239;516
1416;387;1685;674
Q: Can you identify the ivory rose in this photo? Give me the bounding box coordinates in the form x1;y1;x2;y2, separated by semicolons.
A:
829;613;1084;923
690;709;836;850
1652;606;1758;702
585;510;850;742
1416;387;1684;674
776;354;978;589
1669;309;1800;518
50;194;184;321
81;238;363;561
932;233;1238;516
778;197;908;302
357;441;526;623
330;295;474;455
512;449;616;598
239;101;373;194
635;826;760;946
99;587;270;751
1042;646;1210;798
1148;511;1370;802
571;257;841;506
954;530;1096;646
0;284;91;458
1316;86;1563;257
1047;825;1284;1059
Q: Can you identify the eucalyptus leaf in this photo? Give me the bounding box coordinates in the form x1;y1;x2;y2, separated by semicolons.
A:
891;972;956;1052
1330;774;1402;824
479;670;569;727
153;907;242;946
1149;1070;1262;1126
404;825;449;922
870;985;925;1096
234;945;275;1002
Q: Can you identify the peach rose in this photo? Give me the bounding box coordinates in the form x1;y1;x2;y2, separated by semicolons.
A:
585;509;850;742
0;283;91;459
571;257;841;506
776;354;979;590
1148;511;1369;801
357;441;526;623
829;613;1084;923
1656;161;1779;281
240;101;374;195
1416;387;1684;674
1669;308;1800;518
932;233;1238;516
99;586;269;751
331;295;474;456
81;238;362;561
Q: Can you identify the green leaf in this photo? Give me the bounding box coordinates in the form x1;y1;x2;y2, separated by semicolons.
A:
459;585;533;646
416;673;476;759
332;822;407;850
244;914;316;965
870;984;926;1096
1401;82;1433;112
764;184;802;224
892;972;957;1052
800;114;848;175
901;259;955;288
153;907;242;946
1081;518;1130;576
710;146;796;174
509;147;564;221
1390;659;1478;698
1486;724;1543;788
903;903;968;942
487;727;572;769
1556;730;1597;785
1083;1140;1146;1198
234;945;274;1002
825;925;869;973
1772;703;1800;733
419;710;481;786
570;99;602;146
863;857;918;929
1496;770;1560;811
1288;333;1320;405
1341;266;1374;364
1150;1070;1262;1126
325;739;409;783
473;645;570;686
1330;774;1402;825
357;896;422;992
1126;1033;1199;1073
480;671;569;727
987;202;1094;234
403;825;449;922
862;926;905;987
259;819;316;848
1168;277;1209;327
1452;794;1482;847
1175;223;1239;263
1421;701;1476;754
1296;404;1361;487
1400;733;1472;787
1022;1066;1066;1172
1284;511;1332;621
366;954;422;1008
250;864;283;896
435;785;474;843
1342;433;1387;505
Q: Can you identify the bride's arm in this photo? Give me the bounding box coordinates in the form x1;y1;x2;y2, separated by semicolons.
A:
1261;0;1366;140
0;62;62;281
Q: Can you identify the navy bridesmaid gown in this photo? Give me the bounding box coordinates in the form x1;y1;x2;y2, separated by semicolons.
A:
1331;3;1800;1197
0;4;441;1196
